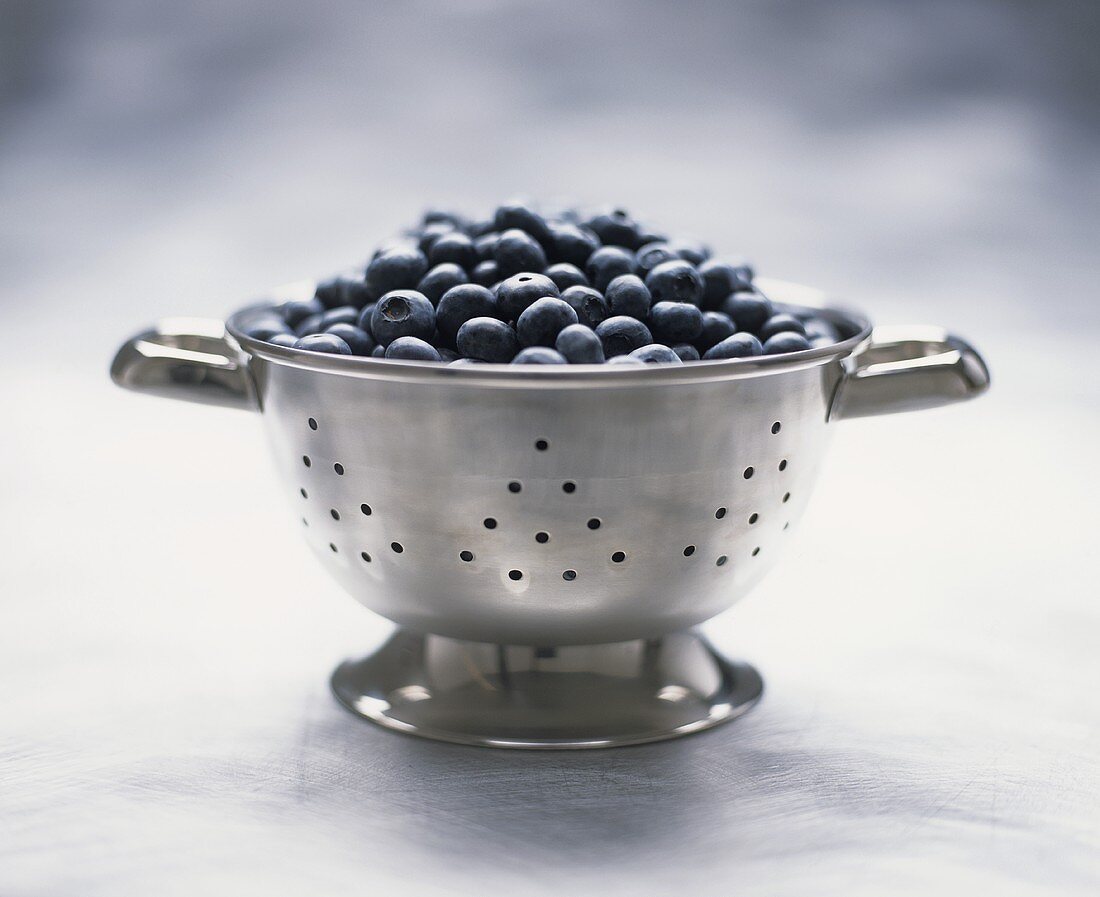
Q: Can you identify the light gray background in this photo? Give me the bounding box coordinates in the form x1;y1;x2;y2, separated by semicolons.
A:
2;2;1098;895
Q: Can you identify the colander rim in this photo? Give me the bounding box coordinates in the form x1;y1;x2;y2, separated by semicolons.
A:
226;277;872;385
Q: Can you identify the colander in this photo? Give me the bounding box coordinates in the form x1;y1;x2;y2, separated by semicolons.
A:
111;278;989;748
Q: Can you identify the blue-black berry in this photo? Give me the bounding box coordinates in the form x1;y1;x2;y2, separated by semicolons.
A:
456;317;520;363
370;290;436;346
544;262;589;291
549;222;600;268
245;316;292;340
365;246;429;299
698;259;753;310
471;260;500;287
672;343;701;362
595;316;653;358
436;284;498;344
495;272;560;321
649;301;703;343
315;277;371;309
555;324;605;364
494;203;555;252
494;228;547;278
762;332;812;354
512;347;568;364
427;232;477;269
516;297;579;347
560;285;610;328
722;292;774;332
629;344;683;365
294;333;353;355
584;208;642;249
635;242;680;276
586;246;636;292
417;263;467;305
267;332;298;347
646;259;704;307
702;332;763;360
604;274;652;319
385;336;443;361
281;296;324;328
324;323;375;356
320;306;360;329
759;313;807;340
695;311;737;352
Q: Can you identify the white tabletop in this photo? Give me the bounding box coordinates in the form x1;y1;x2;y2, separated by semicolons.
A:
2;3;1099;894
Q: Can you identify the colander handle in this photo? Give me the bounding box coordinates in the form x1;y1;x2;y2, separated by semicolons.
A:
829;326;989;420
111;318;258;410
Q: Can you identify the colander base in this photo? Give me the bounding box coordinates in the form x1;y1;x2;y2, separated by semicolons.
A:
330;628;762;749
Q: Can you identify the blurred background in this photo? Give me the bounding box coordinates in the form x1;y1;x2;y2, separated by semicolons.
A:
2;2;1098;896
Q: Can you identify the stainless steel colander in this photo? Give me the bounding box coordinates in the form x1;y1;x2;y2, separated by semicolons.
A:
112;278;989;748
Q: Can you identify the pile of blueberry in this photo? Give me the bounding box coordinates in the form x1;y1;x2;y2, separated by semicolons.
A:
244;202;843;365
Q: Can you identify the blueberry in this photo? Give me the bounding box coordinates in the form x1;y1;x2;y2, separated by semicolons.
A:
436;283;498;344
471;260;500;287
595;316;653;358
555;324;605;364
294;313;325;337
370;237;418;261
267;332;299;347
385;336;442;362
672;343;701;362
371;344;387;358
324;323;375;356
355;303;376;331
635;225;670;246
634;242;680;276
649;301;703;343
494;228;547;278
493;203;555;252
560;285;611;328
803;317;841;343
759;313;808;340
365;246;429;299
428;232;477;269
370;290;436;346
244;316;292;340
629;344;684;365
668;239;710;266
695;311;737;352
512;347;568;365
810;336;835;349
294;333;352;355
698;259;753;310
416;221;455;255
604;274;652;319
495;272;560;321
320;305;360;329
417;263;467;305
702;332;764;360
457;317;520;363
645;260;704;306
281;296;324;328
762;332;812;354
549;222;600;268
722;292;774;332
449;357;482;366
438;347;459;362
605;355;646;367
584;208;642;249
544;262;589;291
586;246;636;292
516;297;579;347
315;277;371;309
474;232;499;262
